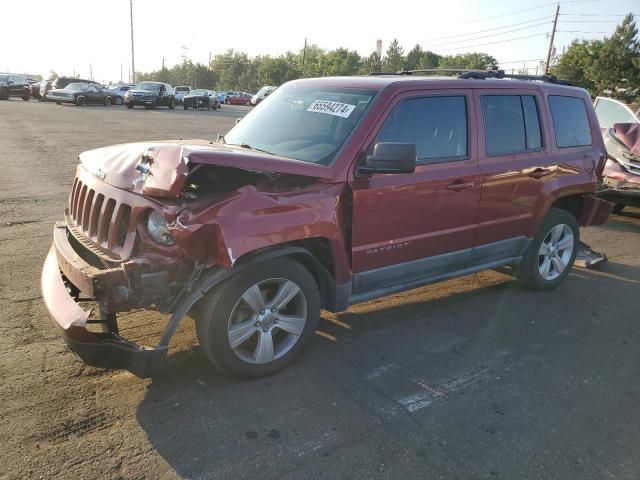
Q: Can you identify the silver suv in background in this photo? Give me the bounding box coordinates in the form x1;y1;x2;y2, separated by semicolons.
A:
174;86;192;104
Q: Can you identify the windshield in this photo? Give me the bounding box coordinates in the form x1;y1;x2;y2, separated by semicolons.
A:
595;97;640;128
136;82;160;92
224;85;377;165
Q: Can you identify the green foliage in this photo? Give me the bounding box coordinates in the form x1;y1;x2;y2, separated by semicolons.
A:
383;39;405;72
552;14;640;102
439;53;497;70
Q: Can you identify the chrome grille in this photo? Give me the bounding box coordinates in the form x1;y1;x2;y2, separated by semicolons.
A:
619;151;640;176
67;177;134;256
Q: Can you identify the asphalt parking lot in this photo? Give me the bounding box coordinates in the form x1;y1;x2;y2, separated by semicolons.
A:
1;98;639;480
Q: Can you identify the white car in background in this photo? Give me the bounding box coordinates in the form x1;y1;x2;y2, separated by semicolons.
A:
174;86;192;104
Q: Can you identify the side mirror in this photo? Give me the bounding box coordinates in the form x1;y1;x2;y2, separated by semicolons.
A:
358;142;416;176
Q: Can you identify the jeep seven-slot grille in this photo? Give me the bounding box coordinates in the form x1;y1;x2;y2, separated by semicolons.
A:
67;176;133;257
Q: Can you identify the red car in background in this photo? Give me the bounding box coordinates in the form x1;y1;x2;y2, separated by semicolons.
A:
225;91;252;105
594;96;640;213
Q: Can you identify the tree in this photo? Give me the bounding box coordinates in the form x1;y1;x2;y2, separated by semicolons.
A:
551;40;602;92
405;44;424;71
439;52;497;70
359;51;382;74
383;39;405;72
590;13;640;102
321;48;362;76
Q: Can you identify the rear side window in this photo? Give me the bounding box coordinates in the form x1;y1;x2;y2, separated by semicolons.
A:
481;95;542;156
548;96;592;147
375;96;468;163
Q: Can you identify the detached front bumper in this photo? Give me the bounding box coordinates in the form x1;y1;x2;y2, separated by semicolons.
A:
599;177;640;208
41;223;168;377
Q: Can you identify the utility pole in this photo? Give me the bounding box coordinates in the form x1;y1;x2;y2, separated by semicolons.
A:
130;0;136;83
120;63;123;83
545;3;560;75
89;63;93;81
301;38;307;77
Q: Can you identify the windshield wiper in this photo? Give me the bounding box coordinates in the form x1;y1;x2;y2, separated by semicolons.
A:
235;143;275;156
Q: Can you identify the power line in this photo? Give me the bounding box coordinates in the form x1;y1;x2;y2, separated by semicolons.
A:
558;19;634;23
439;33;549;52
461;3;557;24
460;0;602;24
559;13;637;16
499;58;546;64
426;20;552;47
556;30;612;33
422;16;552;41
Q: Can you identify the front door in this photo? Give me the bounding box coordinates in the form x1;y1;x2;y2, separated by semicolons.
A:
349;90;481;297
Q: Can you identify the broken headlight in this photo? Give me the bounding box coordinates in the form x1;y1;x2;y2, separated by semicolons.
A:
147;211;175;246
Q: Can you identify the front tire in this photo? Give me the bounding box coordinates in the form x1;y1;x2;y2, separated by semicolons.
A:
76;96;86;106
22;91;30;101
513;208;579;290
195;258;321;377
169;98;175;110
104;96;111;106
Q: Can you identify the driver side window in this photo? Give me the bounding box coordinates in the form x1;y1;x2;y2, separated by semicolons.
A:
375;96;468;164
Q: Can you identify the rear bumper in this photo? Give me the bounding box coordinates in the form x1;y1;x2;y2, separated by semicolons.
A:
41;226;169;377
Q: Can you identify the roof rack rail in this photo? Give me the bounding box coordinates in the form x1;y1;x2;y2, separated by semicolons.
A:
369;68;571;85
458;69;571;85
369;68;487;76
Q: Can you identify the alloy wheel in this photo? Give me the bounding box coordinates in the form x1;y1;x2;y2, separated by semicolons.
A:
538;224;574;281
227;278;307;364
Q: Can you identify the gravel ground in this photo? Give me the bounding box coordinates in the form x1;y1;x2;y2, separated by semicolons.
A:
1;98;639;480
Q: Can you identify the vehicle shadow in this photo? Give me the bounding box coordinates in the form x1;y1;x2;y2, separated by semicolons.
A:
135;260;640;479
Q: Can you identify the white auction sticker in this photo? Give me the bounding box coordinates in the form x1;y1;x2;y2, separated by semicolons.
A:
307;100;356;118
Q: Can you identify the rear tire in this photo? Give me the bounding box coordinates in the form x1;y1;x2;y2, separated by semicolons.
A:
115;96;123;105
195;258;321;377
104;96;111;106
513;208;579;290
22;91;30;101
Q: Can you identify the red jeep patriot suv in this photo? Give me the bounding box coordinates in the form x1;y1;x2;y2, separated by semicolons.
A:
41;71;613;378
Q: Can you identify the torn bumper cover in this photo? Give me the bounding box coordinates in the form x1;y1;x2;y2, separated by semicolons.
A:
41;225;168;378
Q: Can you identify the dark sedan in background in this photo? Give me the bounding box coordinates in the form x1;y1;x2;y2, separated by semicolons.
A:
183;89;219;110
0;74;31;100
40;76;102;100
46;83;113;106
124;81;176;109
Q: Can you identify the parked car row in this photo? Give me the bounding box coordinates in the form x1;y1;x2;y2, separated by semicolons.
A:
0;73;31;100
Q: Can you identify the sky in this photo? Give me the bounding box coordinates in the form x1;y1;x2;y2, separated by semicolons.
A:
1;0;637;84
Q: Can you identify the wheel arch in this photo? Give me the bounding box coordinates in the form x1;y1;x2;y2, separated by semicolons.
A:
159;240;346;349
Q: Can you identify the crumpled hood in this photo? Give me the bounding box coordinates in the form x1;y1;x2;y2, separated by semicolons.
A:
612;123;640;156
78;141;331;198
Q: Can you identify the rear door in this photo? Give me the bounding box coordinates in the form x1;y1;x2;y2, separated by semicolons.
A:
349;89;481;295
473;88;555;250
